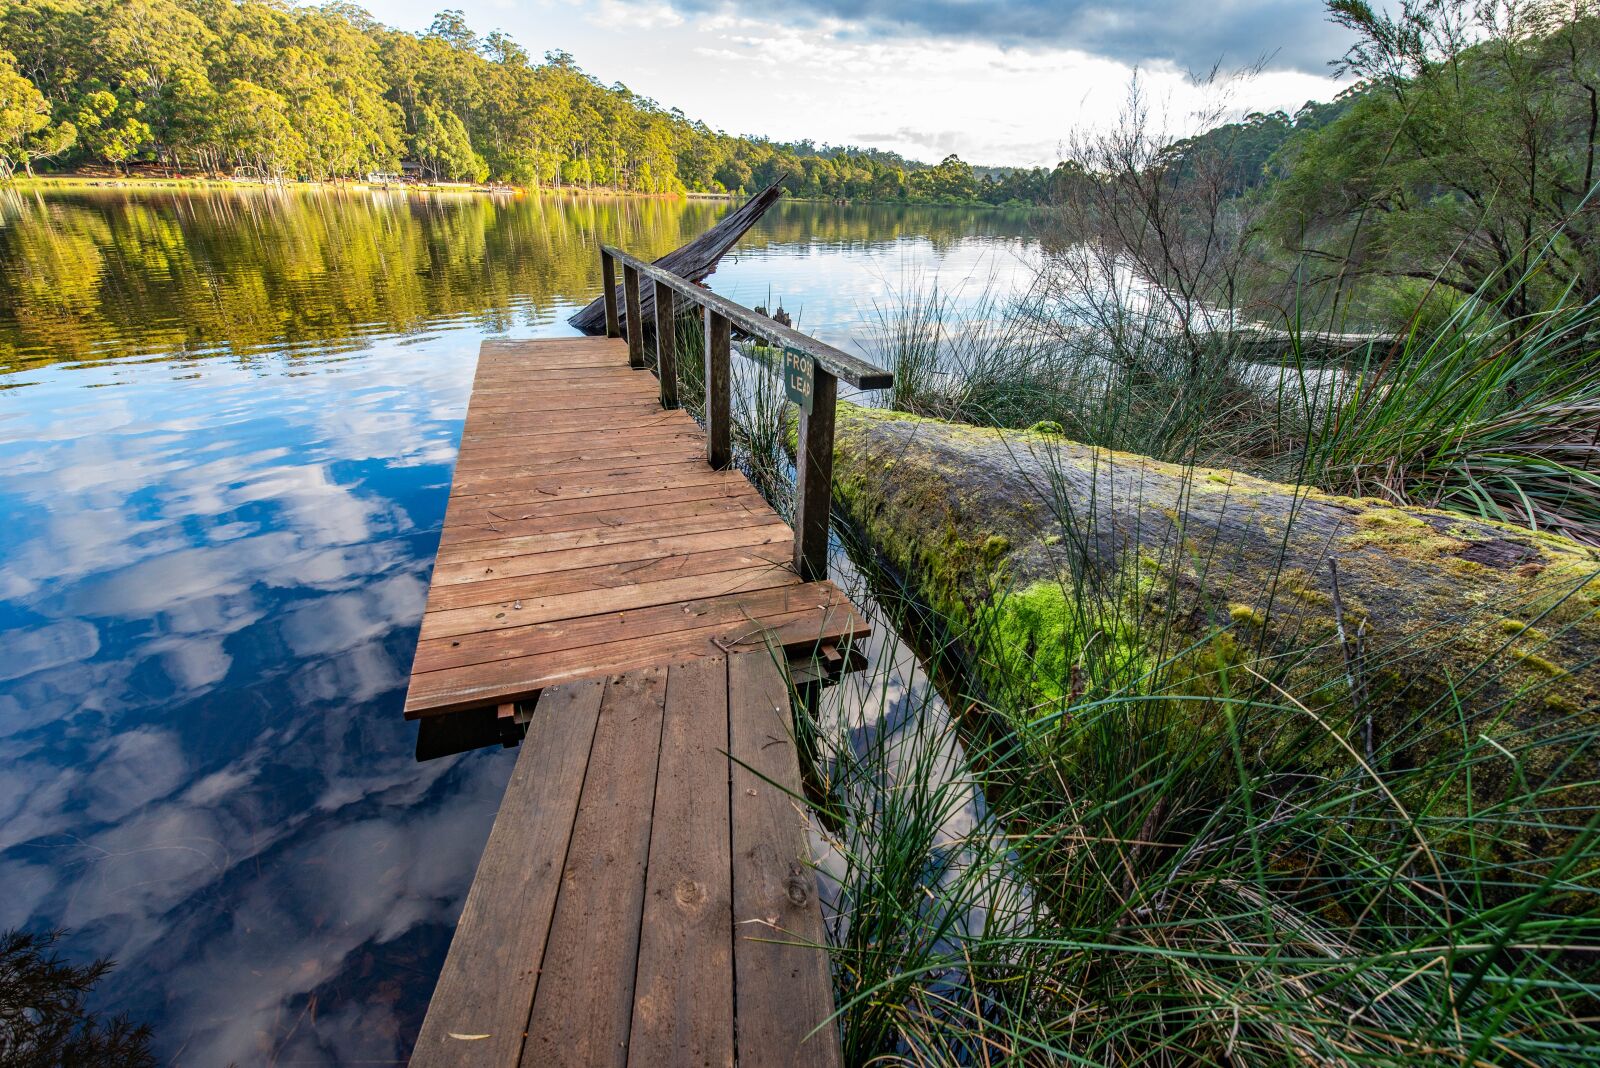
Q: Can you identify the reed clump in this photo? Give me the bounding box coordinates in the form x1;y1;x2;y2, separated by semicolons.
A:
871;251;1600;546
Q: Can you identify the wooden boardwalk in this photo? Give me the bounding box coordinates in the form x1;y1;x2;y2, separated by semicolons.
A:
406;333;875;1065
412;653;839;1067
405;337;867;720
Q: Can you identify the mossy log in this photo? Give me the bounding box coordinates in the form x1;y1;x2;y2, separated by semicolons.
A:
827;404;1600;758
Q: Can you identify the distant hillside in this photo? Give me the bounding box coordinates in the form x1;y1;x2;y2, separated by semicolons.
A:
0;0;1071;205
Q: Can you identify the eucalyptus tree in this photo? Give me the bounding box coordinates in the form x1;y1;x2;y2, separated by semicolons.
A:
1273;0;1600;313
0;46;71;177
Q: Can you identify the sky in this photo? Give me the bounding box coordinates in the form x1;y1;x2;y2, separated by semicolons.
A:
359;0;1356;166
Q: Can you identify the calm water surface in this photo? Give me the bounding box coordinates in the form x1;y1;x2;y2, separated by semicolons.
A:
0;188;1035;1064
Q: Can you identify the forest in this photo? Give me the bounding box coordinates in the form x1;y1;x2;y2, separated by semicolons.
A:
0;0;1078;203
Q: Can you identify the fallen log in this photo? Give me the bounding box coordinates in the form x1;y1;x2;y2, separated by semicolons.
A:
568;177;787;335
825;403;1600;811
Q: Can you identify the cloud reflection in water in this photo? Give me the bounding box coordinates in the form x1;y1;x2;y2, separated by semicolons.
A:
0;335;516;1064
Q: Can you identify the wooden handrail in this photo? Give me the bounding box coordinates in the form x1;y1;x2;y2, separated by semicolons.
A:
600;245;893;390
596;244;893;582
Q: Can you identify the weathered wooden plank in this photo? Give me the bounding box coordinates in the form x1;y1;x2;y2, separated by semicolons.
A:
442;486;754;536
477;350;634;369
464;381;652;399
417;563;798;642
453;425;700;461
463;404;664;435
410;678;605;1068
481;338;626;353
452;447;708;485
452;435;705;474
440;510;782;563
422;543;793;613
429;523;791;588
522;668;667;1067
443;461;744;512
435;493;774;558
728;650;841;1068
465;392;660;413
435;511;787;568
449;607;857;709
410;580;855;678
470;364;637;382
628;656;735;1067
456;411;699;447
468;376;642;394
406;595;868;717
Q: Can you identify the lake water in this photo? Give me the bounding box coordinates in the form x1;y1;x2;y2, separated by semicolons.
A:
0;188;1038;1065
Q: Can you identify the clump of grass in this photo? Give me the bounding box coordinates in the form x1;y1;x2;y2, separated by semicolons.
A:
1306;292;1600;544
730;338;793;516
799;508;1600;1065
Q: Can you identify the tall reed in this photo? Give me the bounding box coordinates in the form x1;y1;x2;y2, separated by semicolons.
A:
869;249;1600;544
797;510;1600;1065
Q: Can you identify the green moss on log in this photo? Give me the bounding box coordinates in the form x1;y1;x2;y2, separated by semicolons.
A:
822;401;1600;851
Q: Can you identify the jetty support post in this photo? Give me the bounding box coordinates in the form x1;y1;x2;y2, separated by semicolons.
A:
654;279;678;409
623;264;644;369
705;310;732;469
792;363;837;583
601;249;620;339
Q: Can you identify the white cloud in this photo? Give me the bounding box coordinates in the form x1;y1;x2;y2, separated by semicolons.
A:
362;0;1346;165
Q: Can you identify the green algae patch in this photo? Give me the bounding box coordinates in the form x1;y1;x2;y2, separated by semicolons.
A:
1344;507;1471;558
1499;618;1548;640
1510;647;1566;677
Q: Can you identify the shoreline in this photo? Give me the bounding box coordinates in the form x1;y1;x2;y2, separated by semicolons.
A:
6;174;731;199
6;174;1037;211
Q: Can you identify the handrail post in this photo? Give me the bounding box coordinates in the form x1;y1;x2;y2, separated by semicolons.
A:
600;249;620;339
622;264;645;369
792;364;837;582
705;310;731;468
653;279;678;409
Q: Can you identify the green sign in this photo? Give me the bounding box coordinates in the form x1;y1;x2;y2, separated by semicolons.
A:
782;347;815;413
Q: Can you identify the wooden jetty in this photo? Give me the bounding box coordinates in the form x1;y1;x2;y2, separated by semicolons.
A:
406;245;892;1066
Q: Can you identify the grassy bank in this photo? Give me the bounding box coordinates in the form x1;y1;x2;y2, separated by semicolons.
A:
873;258;1600;546
798;424;1600;1065
716;254;1600;1063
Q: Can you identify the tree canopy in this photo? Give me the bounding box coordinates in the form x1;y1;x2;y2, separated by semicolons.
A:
0;0;1062;203
1270;0;1600;311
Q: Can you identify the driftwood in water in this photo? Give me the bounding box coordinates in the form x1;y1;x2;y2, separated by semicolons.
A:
568;178;787;335
826;403;1600;770
1229;324;1398;362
